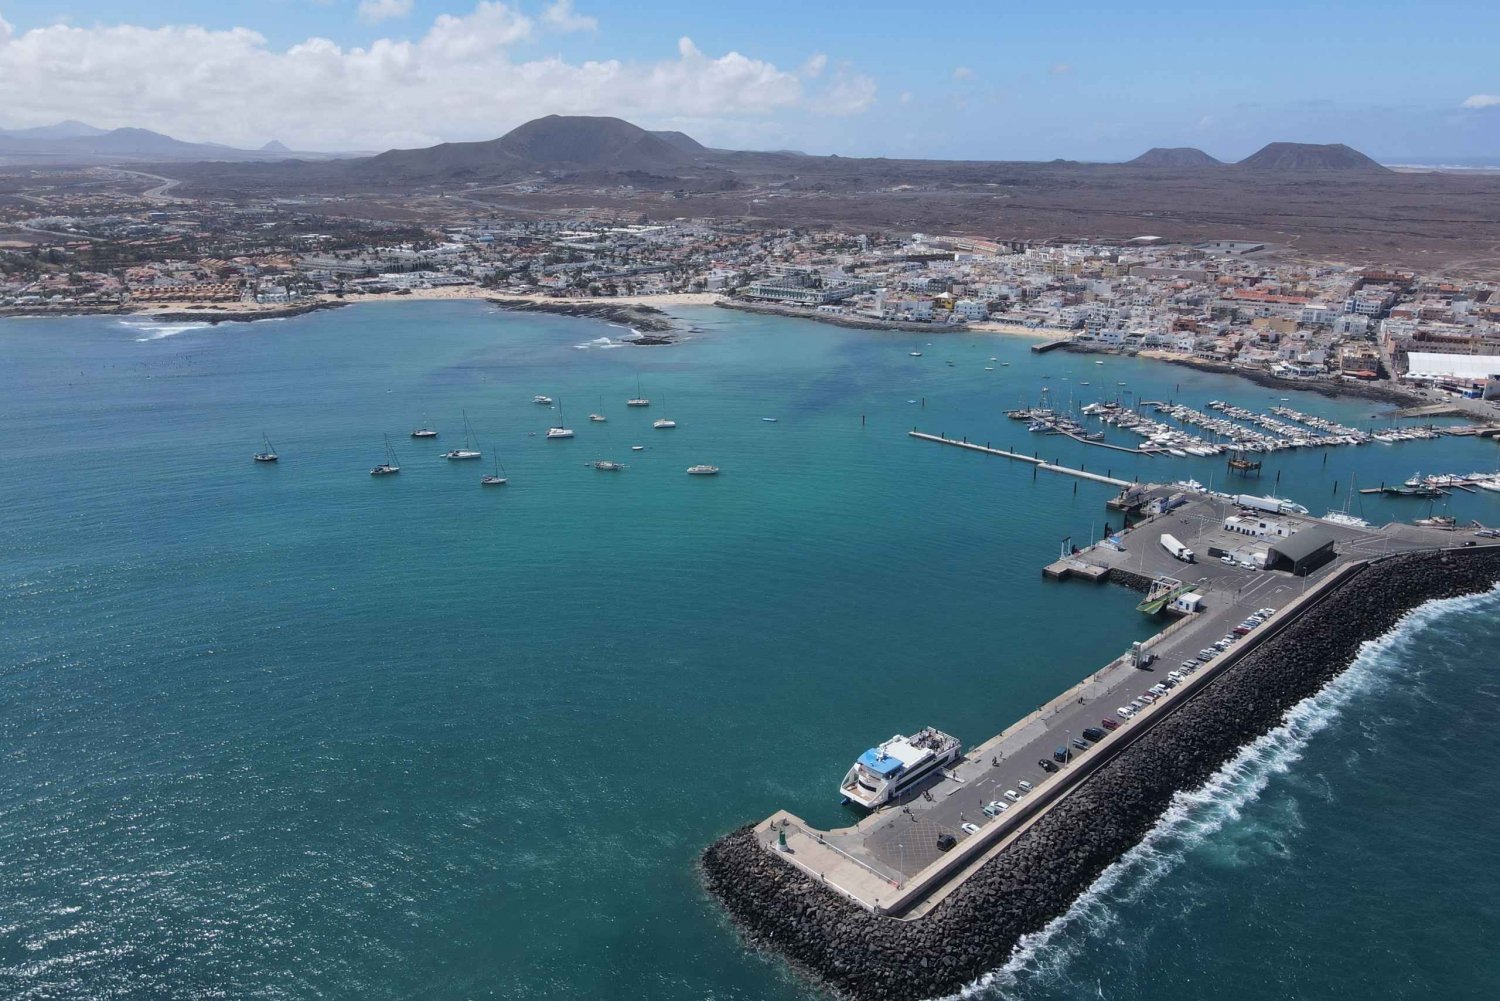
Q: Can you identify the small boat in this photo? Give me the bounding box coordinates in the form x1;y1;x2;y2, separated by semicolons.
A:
482;453;507;486
443;410;482;459
589;413;607;423
253;433;278;463
547;400;575;440
533;395;554;406
984;366;994;371
686;465;719;475
592;460;625;471
410;424;438;438
370;434;401;476
653;419;677;430
910;351;922;357
946;361;955;367
631;445;645;451
1095;361;1104;366
627;374;650;407
762;417;778;422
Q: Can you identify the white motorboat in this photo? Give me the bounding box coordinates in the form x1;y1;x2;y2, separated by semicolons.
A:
589;414;607;423
592;460;625;471
533;395;554;405
631;445;645;451
370;434;401;476
653;419;677;430
839;728;961;809
909;351;922;357
686;464;719;475
410;425;438;439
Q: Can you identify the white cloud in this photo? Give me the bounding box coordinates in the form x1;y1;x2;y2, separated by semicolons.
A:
0;5;871;149
358;0;413;22
952;65;974;81
1461;93;1500;109
540;0;596;32
801;53;827;78
1050;62;1072;76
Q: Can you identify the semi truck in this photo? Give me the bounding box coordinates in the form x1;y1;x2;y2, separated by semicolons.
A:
1159;533;1195;563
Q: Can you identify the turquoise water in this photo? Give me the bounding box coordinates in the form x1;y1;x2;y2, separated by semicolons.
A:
1;302;1496;1000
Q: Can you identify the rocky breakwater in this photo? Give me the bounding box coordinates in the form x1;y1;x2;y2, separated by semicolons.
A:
702;547;1500;1001
486;298;677;343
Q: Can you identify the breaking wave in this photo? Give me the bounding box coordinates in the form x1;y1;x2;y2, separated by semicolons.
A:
945;583;1500;1000
120;320;215;342
572;336;626;350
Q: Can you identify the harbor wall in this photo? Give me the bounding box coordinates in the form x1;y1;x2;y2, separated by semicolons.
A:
700;547;1500;1001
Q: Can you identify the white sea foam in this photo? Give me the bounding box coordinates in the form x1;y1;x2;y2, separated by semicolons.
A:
120;320;215;342
945;583;1500;1000
573;336;625;350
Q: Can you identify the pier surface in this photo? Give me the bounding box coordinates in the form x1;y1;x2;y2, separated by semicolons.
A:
750;480;1472;918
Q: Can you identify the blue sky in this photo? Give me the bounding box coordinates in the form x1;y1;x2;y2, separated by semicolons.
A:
1;0;1497;160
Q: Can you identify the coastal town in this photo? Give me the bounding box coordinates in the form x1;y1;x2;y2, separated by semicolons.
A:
4;178;1499;407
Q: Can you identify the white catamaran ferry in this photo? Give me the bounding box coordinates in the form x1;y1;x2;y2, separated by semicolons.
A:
839;727;961;809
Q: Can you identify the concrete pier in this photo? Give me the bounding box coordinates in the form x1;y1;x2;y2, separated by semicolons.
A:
909;431;1131;486
703;545;1500;1001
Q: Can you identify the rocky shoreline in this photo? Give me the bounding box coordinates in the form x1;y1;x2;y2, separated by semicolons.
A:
141;301;348;324
701;547;1500;1001
486;297;678;342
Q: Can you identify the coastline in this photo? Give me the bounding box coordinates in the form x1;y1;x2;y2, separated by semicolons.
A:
1128;348;1423;406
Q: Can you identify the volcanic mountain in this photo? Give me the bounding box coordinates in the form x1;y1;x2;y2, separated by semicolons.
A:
1127;147;1222;167
352;115;697;181
1237;142;1388;171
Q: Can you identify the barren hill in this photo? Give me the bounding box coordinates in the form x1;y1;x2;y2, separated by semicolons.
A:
1127;147;1222;167
351;115;694;182
1238;142;1388;171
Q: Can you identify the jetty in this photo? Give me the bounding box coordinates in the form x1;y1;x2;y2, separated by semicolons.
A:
909;431;1131;486
1030;337;1073;353
703;466;1500;1001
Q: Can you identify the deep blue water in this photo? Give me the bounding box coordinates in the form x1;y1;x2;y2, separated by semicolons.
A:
1;301;1495;1000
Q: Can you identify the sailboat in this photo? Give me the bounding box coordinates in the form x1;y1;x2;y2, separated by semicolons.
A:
627;374;650;407
589;396;607;422
253;433;278;463
371;435;401;476
547;399;575;439
442;410;482;459
481;451;507;486
410;419;438;438
1323;474;1369;527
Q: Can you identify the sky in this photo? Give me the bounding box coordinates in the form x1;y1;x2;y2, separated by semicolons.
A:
1;0;1498;162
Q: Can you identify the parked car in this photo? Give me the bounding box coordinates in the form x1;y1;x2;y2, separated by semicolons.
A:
1117;707;1135;719
1167;670;1185;682
1149;684;1168;696
1129;697;1147;710
1101;717;1120;731
961;822;980;836
1139;693;1157;704
1004;788;1021;802
1257;607;1276;617
1070;737;1089;750
1082;726;1106;742
1038;758;1059;773
1053;746;1073;763
1198;648;1217;661
984;800;1009;816
1017;780;1033;793
937;833;958;852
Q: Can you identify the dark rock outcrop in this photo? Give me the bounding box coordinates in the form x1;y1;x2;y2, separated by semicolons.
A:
486;297;677;339
702;548;1500;1001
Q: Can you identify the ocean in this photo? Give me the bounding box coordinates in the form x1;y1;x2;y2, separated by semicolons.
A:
1;301;1496;1000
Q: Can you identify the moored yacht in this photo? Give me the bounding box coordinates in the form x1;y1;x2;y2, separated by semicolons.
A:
839;728;961;810
370;435;401;476
443;410;482;460
653;418;677;429
253;433;279;463
686;464;719;475
533;395;554;406
592;460;625;471
410;425;438;439
547;400;576;440
627;374;650;407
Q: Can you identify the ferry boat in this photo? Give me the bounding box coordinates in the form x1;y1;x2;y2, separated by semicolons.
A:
839;728;961;810
686;464;719;475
